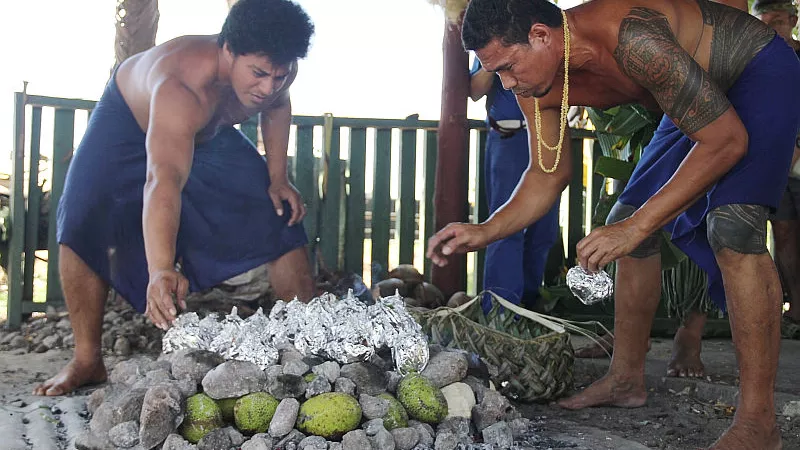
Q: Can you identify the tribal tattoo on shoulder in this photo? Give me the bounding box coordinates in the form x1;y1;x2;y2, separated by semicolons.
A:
698;0;775;92
613;7;730;136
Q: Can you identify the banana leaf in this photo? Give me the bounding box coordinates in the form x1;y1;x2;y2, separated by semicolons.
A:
604;105;653;136
594;131;630;160
587;105;660;161
594;156;635;182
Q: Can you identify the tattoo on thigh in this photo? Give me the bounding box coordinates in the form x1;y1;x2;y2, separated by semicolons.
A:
707;204;768;254
606;203;661;258
630;234;663;259
605;203;636;226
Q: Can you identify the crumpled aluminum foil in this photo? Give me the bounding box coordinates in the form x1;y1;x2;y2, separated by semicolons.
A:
566;266;614;305
392;331;430;376
162;291;428;372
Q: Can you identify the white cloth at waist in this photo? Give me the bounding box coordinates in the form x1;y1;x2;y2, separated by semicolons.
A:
494;119;526;129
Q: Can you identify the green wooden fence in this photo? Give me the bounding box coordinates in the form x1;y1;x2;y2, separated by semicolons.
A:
4;91;598;328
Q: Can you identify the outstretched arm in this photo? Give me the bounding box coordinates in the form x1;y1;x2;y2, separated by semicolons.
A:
427;97;571;266
484;100;571;241
144;78;208;328
578;7;748;270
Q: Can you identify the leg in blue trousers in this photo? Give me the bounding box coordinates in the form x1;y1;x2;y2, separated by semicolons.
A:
482;130;561;312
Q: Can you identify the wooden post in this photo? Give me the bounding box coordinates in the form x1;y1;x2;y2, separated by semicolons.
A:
422;130;438;281
431;18;469;297
47;109;75;305
7;91;27;328
113;0;159;71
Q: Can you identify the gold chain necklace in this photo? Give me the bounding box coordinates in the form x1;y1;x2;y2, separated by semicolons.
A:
534;10;570;174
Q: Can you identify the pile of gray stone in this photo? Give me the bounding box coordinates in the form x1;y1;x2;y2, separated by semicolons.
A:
75;344;534;450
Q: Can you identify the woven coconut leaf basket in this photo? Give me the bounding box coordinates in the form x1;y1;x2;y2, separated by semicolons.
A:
410;291;575;403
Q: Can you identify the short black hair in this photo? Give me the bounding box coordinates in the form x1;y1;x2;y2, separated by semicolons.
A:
462;0;562;51
218;0;314;66
752;0;798;15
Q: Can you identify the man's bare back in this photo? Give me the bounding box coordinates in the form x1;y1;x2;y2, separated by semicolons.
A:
115;34;296;143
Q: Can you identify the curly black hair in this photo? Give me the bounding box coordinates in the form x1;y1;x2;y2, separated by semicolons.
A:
218;0;314;66
462;0;562;51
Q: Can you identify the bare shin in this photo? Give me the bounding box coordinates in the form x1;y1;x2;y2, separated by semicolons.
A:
708;204;780;422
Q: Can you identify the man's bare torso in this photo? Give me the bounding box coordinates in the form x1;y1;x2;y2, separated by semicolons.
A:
115;35;293;143
532;0;775;112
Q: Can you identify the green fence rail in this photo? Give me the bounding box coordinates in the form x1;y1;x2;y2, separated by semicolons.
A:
4;91;598;329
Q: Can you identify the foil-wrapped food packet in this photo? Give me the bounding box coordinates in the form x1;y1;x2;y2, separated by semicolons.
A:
566;266;614;305
161;290;429;373
392;331;430;376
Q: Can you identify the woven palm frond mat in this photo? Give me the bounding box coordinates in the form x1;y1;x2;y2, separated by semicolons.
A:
410;291;577;403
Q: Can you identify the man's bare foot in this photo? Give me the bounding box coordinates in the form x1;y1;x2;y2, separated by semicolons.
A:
708;420;782;450
557;375;647;410
667;325;705;378
32;357;107;396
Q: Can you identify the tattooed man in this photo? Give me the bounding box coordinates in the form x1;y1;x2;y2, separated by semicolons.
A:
427;0;800;448
752;0;800;338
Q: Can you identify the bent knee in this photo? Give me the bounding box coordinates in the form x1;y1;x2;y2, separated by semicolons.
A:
706;204;769;254
606;202;661;258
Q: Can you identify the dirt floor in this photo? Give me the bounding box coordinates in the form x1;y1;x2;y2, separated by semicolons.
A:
522;363;800;450
1;335;799;449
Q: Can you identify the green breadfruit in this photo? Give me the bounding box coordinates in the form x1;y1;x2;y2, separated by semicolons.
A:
180;393;224;444
216;397;238;423
377;393;409;430
397;373;448;424
234;392;280;435
296;392;362;439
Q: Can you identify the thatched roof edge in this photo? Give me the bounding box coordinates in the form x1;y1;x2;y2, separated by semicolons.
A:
427;0;469;24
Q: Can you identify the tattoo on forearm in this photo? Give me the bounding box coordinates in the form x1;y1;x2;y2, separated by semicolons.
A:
706;204;768;254
614;7;731;136
698;0;775;92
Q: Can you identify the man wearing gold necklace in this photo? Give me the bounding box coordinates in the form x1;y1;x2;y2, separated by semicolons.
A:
427;0;800;448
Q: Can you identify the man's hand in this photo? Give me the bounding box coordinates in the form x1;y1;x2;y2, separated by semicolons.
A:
576;218;651;272
427;223;491;267
268;180;306;226
146;269;189;330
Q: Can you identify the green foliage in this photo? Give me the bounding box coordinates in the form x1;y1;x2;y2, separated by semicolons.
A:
586;104;661;176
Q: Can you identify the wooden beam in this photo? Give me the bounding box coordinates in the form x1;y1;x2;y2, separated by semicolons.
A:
431;19;470;297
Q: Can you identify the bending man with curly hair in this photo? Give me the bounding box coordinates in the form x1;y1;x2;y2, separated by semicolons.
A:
34;0;316;397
